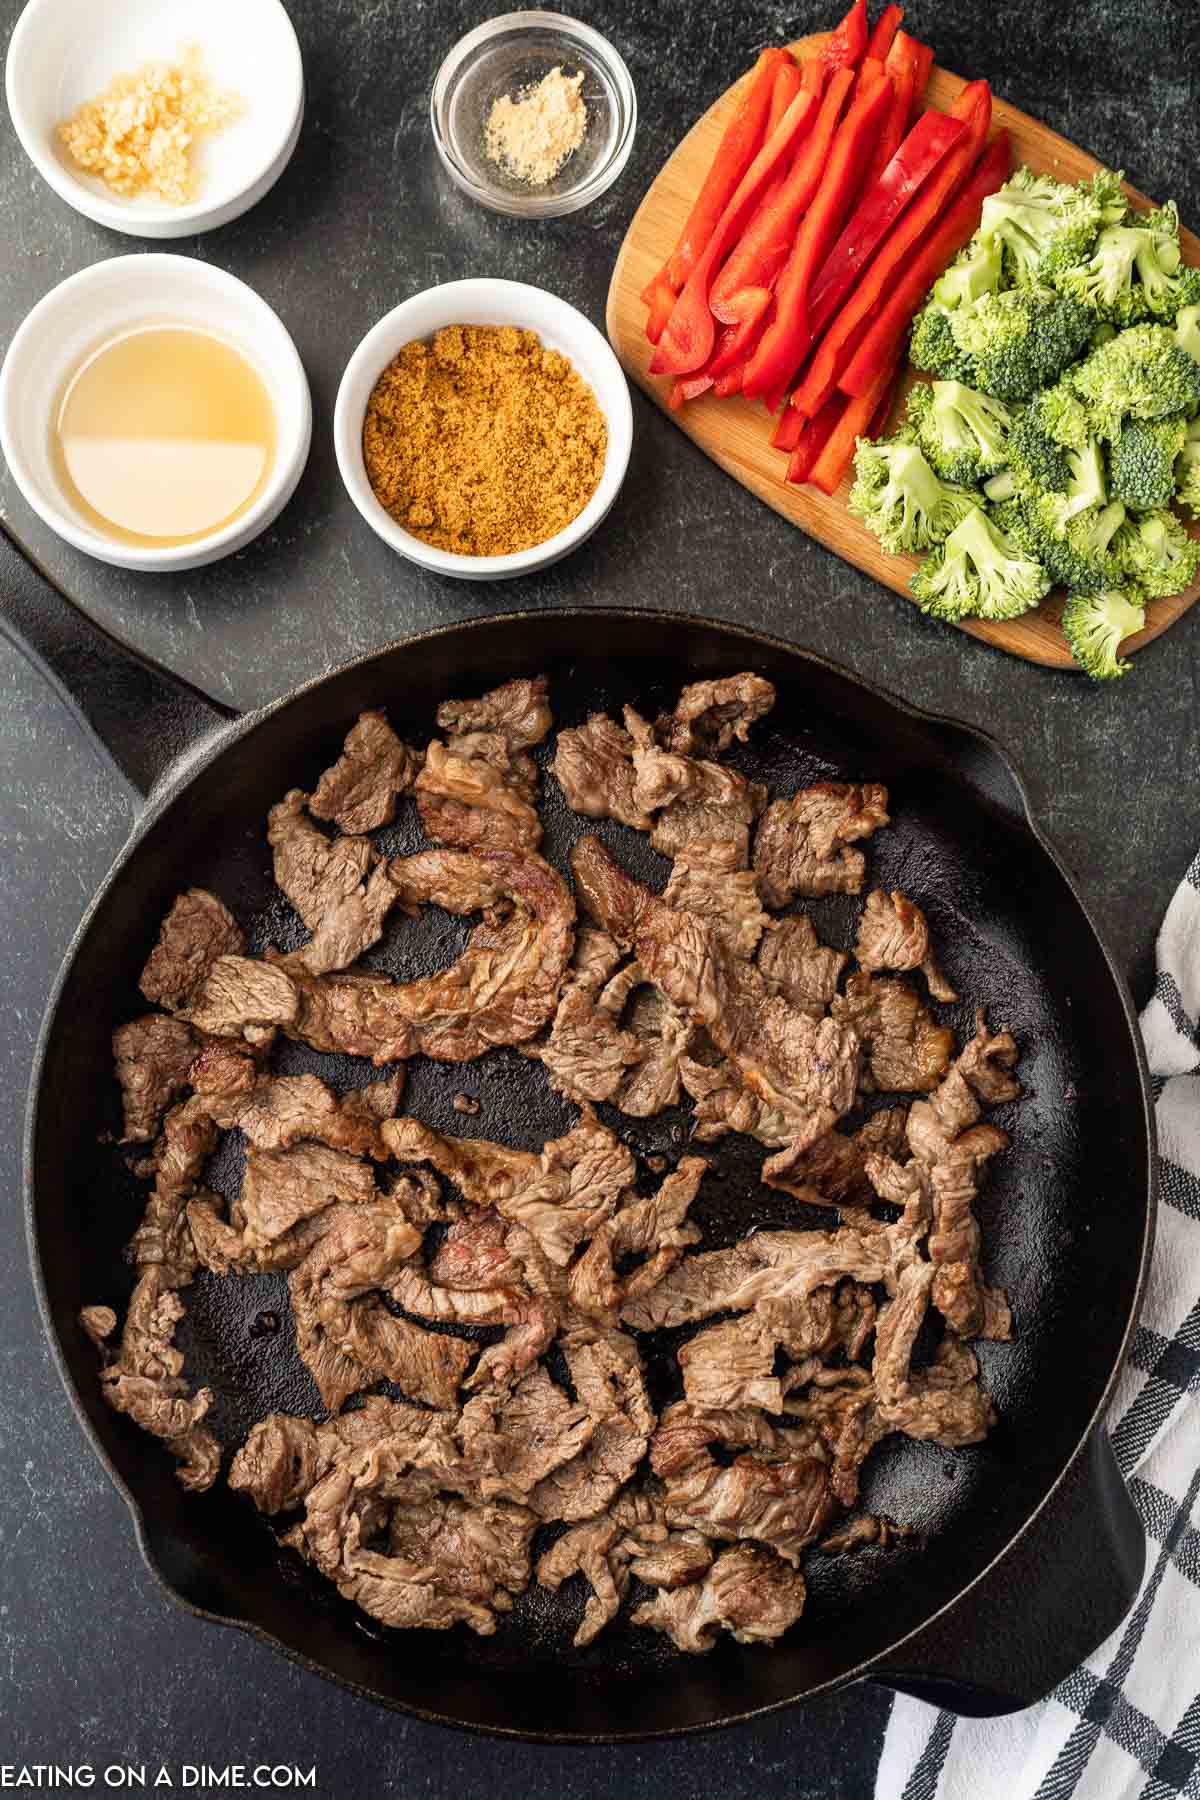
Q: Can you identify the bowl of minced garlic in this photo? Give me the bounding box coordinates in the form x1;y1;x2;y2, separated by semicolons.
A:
334;279;633;579
6;0;303;236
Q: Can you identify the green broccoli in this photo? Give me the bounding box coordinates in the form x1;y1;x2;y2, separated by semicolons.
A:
906;380;1014;483
1176;304;1200;365
847;436;983;556
1113;507;1200;598
979;167;1108;286
909;300;978;383
1061;588;1147;679
1053;205;1200;324
1031;382;1093;451
1175;416;1200;515
1006;408;1072;494
932;235;1004;310
1069;324;1200;439
1109;415;1190;511
1000;494;1127;592
1088;167;1131;228
910;506;1050;621
947;289;1093;401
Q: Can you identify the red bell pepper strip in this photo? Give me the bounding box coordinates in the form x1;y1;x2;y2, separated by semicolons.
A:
649;83;820;375
742;73;893;399
787;79;993;416
811;345;902;493
785;393;847;483
839;131;1011;397
867;368;901;438
644;47;791;303
862;33;918;187
710;66;854;323
767;57;804;132
865;3;905;61
854;55;888;98
803;106;966;342
821;0;868;71
644;274;677;345
713;356;752;397
909;39;935;97
771;405;806;451
707;295;772;375
668;372;714;409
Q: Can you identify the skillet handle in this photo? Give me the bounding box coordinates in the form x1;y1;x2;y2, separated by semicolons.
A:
0;523;236;797
869;1429;1144;1716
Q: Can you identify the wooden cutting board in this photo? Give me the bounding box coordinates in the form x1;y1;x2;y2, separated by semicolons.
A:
607;35;1200;668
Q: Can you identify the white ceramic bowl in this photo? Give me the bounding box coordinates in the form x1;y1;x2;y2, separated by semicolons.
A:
0;254;312;572
333;279;633;581
5;0;304;238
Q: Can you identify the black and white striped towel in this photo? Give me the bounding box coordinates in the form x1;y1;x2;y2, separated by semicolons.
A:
879;850;1200;1800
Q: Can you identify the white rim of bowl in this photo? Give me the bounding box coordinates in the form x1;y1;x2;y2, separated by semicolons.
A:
333;278;633;578
430;9;638;219
0;254;313;567
4;0;304;233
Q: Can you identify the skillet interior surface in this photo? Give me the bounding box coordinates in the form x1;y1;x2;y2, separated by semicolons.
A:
28;613;1151;1737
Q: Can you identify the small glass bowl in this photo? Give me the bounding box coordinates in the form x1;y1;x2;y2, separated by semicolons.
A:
431;10;636;219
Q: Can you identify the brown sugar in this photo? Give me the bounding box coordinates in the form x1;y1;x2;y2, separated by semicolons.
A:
362;324;607;557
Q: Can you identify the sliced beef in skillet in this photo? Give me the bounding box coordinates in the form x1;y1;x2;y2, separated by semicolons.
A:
139;887;245;1012
529;1328;656;1524
437;675;552;751
756;914;848;1019
627;716;767;861
753;783;890;907
661;836;769;959
658;673;776;756
457;1366;594;1503
551;713;652;830
854;888;958;1003
568;1157;707;1322
631;1543;808;1653
677;1316;784;1413
111;1014;199;1143
268;789;398;976
309;709;421;836
414;739;543;853
831;971;955;1094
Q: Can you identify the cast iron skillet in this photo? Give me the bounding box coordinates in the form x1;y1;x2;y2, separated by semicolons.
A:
3;525;1155;1741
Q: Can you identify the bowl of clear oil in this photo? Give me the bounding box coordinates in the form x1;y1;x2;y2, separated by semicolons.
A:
0;254;311;570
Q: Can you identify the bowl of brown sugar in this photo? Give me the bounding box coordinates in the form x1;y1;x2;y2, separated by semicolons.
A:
334;279;633;581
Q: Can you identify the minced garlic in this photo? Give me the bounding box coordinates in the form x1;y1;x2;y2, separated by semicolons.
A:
485;65;587;188
57;45;240;205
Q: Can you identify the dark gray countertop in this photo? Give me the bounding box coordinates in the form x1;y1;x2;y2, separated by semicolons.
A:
1;0;1198;1791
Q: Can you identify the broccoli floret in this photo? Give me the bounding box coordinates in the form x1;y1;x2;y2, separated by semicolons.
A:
1176;304;1200;366
1061;588;1146;680
1131;206;1200;320
1175;416;1200;515
909;301;978;383
979;167;1107;286
933;235;1004;310
1088;167;1130;228
1054;205;1200;324
910;506;1050;621
1031;383;1093;451
848;437;983;556
1006;408;1072;494
947;289;1093;401
1113;507;1200;598
907;380;1014;483
1003;494;1127;592
1109;415;1189;511
1070;324;1200;439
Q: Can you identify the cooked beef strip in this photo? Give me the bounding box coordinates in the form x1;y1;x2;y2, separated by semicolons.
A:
568;1157;707;1322
929;1151;1013;1341
112;1014;199;1143
414;739;542;852
551;713;652;830
678;1316;784;1413
819;1513;912;1553
627;718;768;860
437;676;552;753
268;790;398;976
872;1262;995;1445
128;1095;217;1282
139;888;245;1012
195;1067;401;1158
185;956;300;1040
537;1489;713;1648
783;1365;889;1507
229;1396;406;1515
536;980;646;1105
756;915;848;1019
854;889;958;1003
458;1366;594;1502
760;1127;867;1207
309;710;421;836
87;1267;219;1492
428;1209;520;1290
648;1402;836;1567
631;1543;807;1653
659;674;776;757
832;971;955;1094
236;1141;379;1250
679;1051;797;1147
661;837;769;959
622;1226;900;1332
753;784;890;908
595;961;694;1116
529;1329;655;1523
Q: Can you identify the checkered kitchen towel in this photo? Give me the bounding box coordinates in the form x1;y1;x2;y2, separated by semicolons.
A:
879;851;1200;1800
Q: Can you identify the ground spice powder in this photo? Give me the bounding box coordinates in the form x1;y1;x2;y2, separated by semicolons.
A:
362;325;607;557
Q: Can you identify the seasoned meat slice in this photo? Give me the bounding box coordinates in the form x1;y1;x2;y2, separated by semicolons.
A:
369;1492;536;1633
678;1316;783;1412
530;1329;655;1523
199;1068;402;1158
268;790;398;975
622;1226;895;1332
627;723;767;860
186;956;299;1040
760;1128;865;1208
906;1009;1019;1166
286;848;575;1065
679;1052;796;1147
458;1367;594;1502
112;1014;199;1143
872;1262;996;1446
649;1403;835;1567
309;709;421;835
854;889;958;1002
832;971;955;1094
128;1095;217;1282
84;1267;219;1492
229;1397;405;1515
551;713;651;830
384;1107;635;1268
536;980;645;1106
139;888;245;1012
632;1544;807;1653
437;675;551;752
756;915;848;1018
238;1142;379;1249
929;1151;1013;1341
784;1366;889;1507
537;1492;713;1648
568;1157;706;1321
659;674;776;756
414;739;542;852
753;784;890;907
595;961;694;1117
662;837;769;959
